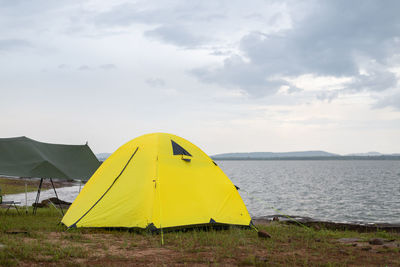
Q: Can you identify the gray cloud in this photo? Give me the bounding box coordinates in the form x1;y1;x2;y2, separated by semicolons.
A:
94;2;225;27
348;70;398;92
373;92;400;110
93;1;288;48
94;3;162;26
99;64;117;70
191;55;285;96
144;26;208;47
316;91;340;103
209;50;232;56
0;39;31;51
191;0;400;97
58;64;69;69
94;2;219;47
78;65;91;71
146;77;166;87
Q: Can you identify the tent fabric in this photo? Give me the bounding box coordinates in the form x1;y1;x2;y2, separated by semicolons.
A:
62;133;251;229
0;136;100;180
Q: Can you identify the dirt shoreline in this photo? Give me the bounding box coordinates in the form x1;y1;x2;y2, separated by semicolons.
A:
8;177;76;185
254;215;400;233
0;176;78;195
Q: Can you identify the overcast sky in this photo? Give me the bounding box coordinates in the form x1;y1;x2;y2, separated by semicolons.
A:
1;0;400;155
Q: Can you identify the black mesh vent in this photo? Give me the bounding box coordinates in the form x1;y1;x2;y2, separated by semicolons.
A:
171;140;192;156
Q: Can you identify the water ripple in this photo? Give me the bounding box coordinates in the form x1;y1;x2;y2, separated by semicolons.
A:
218;160;400;224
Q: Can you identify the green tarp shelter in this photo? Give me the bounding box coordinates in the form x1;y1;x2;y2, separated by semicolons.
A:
0;136;101;214
0;136;100;180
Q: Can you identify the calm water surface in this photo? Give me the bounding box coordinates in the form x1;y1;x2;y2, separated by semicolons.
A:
5;160;400;224
218;160;400;224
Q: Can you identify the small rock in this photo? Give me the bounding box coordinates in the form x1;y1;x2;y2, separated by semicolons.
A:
42;197;71;206
369;238;384;245
258;230;271;239
380;243;398;249
338;238;362;243
361;246;372;251
0;244;5;249
32;198;72;208
313;225;321;230
255;256;268;262
5;230;28;234
32;202;47;208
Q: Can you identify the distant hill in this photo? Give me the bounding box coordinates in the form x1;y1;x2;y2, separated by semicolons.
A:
346;151;383;156
212;151;338;159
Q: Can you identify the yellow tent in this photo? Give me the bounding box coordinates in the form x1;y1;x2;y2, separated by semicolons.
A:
62;133;251;230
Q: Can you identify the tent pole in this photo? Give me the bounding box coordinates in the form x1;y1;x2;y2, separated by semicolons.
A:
50;178;64;215
33;178;43;215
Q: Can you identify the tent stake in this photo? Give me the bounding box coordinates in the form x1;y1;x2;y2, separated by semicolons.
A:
33;178;43;215
50;178;64;215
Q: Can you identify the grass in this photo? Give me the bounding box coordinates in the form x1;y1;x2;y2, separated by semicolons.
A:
0;178;39;195
0;208;399;266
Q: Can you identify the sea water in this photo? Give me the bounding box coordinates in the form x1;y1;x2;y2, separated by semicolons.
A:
4;160;400;224
218;160;400;224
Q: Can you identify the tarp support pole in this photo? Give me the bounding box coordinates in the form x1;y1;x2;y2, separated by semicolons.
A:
50;178;64;215
25;181;28;214
33;178;43;215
